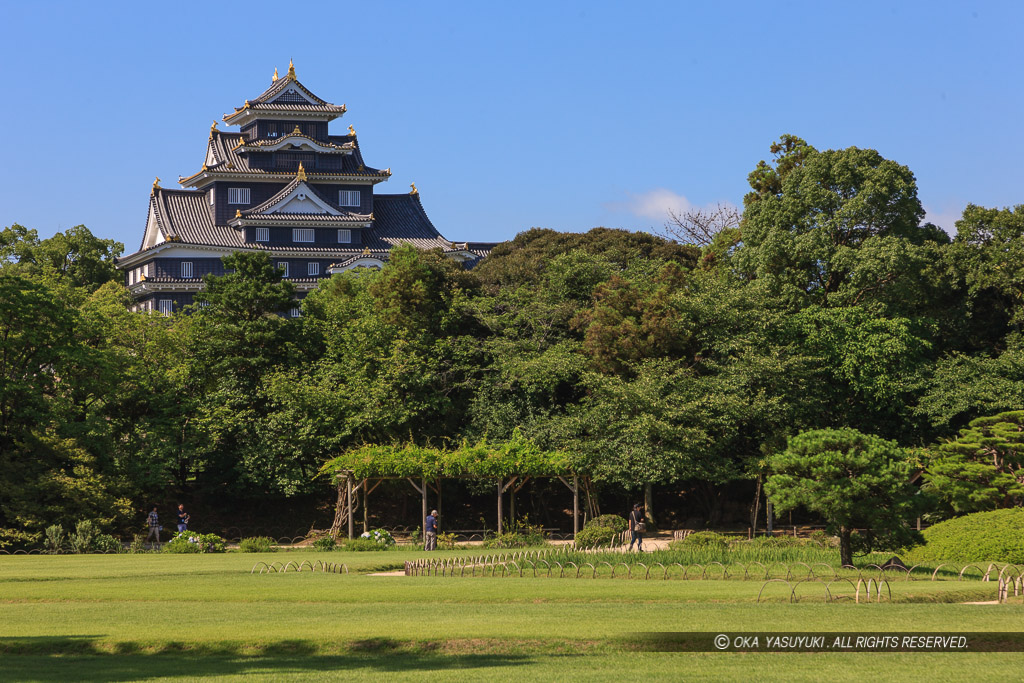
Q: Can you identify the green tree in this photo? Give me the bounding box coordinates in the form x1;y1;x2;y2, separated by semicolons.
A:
765;428;923;566
950;204;1024;329
925;411;1024;513
737;137;930;309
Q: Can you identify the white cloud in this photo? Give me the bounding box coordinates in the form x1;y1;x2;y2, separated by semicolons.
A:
604;188;693;221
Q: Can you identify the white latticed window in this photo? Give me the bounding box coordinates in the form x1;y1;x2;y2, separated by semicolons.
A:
290;308;302;318
181;262;193;278
337;229;352;243
228;188;250;204
338;190;360;207
158;300;173;316
293;228;314;243
308;262;320;276
278;262;289;278
253;227;270;242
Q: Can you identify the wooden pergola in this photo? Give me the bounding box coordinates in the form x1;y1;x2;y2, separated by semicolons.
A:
321;440;592;540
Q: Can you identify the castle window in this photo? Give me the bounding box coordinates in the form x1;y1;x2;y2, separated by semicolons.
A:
308;262;320;276
278;262;289;278
181;262;193;279
158;300;173;316
293;229;314;243
253;227;269;242
338;190;361;207
289;307;302;318
338;229;352;243
228;188;250;204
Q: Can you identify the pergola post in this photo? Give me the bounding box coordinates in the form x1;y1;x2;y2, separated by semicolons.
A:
573;475;579;537
347;473;354;540
362;479;368;533
421;477;428;534
557;475;580;540
497;479;503;535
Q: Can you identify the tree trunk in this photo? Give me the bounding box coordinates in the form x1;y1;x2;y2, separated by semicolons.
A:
839;526;853;567
644;482;656;529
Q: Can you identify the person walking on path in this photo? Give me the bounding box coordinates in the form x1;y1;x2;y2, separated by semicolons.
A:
424;510;438;551
146;507;161;548
628;503;645;551
176;504;190;533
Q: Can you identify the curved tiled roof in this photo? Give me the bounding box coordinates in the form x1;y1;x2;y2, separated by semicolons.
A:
224;74;346;123
181;131;385;184
238;176;369;221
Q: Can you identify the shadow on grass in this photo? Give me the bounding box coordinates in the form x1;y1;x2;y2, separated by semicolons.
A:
0;637;533;681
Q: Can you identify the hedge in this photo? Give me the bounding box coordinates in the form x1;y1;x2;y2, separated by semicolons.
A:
909;508;1024;564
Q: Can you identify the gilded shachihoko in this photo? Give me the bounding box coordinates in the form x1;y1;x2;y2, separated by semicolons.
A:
117;61;494;315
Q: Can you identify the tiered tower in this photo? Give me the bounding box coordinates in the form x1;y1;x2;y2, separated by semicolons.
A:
117;62;493;314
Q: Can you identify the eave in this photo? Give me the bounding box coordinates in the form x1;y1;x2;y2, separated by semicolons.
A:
236;132;355;154
179;169;390;188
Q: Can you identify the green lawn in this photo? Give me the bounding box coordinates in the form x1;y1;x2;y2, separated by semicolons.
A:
1;551;1022;681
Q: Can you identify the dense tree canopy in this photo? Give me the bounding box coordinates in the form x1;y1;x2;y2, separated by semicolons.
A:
1;134;1022;546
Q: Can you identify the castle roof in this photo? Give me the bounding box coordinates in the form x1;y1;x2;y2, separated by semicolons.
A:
121;189;478;266
179;130;389;187
223;61;347;126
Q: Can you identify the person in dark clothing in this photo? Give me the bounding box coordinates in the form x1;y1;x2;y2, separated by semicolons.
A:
176;504;190;533
628;503;645;551
424;510;438;551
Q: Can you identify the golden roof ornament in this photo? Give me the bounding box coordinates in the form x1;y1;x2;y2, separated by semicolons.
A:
244;100;250;108
292;125;302;135
357;164;365;172
235;209;242;218
296;162;307;181
409;183;419;196
287;59;295;79
151;177;161;193
348;124;355;136
384;168;391;176
362;246;371;256
272;67;279;82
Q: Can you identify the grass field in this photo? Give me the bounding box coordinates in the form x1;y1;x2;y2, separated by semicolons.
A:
1;550;1022;681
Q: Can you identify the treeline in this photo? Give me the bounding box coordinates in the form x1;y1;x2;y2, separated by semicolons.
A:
2;135;1023;547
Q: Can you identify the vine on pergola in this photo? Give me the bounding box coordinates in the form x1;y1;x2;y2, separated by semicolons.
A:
320;438;580;480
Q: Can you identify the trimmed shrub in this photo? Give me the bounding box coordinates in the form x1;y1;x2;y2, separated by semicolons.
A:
312;536;337;552
586;514;628;533
343;537;395;552
747;534;805;548
239;536;276;553
483;530;547;549
163;531;226;554
574;526;617;548
906;508;1024;564
675;531;729;551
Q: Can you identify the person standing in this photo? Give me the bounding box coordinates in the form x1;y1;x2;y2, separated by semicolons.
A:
424;509;438;551
176;504;190;533
628;503;645;551
146;507;161;548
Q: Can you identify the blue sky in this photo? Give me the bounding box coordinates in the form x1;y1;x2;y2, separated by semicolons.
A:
2;1;1022;252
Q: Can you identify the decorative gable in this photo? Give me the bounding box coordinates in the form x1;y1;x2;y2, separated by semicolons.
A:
268;86;315;106
265;182;340;215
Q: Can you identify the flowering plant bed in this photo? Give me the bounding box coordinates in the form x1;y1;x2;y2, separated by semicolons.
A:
163;531;226;554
